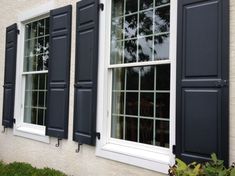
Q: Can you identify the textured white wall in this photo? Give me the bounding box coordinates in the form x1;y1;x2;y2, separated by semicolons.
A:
0;0;234;176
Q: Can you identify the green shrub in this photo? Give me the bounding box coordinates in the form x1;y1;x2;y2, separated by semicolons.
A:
0;161;67;176
169;154;235;176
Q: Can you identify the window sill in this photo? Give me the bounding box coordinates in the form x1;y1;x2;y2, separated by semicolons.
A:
96;142;173;174
13;125;50;143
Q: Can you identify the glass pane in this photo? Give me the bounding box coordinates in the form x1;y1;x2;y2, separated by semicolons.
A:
45;18;49;34
25;75;38;90
111;17;123;40
125;0;138;14
156;64;170;90
155;0;170;7
125;14;137;39
126;67;139;90
124;39;137;63
112;0;124;17
24;39;37;57
155;120;169;147
111;41;123;64
112;92;124;114
39;74;47;90
126;92;138;115
111;116;123;139
140;93;154;117
138;37;153;62
140;0;153;10
25;23;31;39
139;10;153;36
24;91;37;107
140;66;154;90
38;92;45;107
125;117;137;142
31;21;38;39
24;107;36;124
154;6;170;33
24;56;37;72
38;19;45;37
38;109;44;125
156;93;170;118
112;68;125;90
37;55;43;71
140;118;153;144
154;34;169;60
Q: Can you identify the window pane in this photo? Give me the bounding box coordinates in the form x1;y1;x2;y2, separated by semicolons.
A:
125;0;138;14
156;93;170;118
111;17;123;40
24;107;36;124
111;41;123;64
154;6;170;33
38;19;45;37
112;92;124;114
125;117;137;142
112;68;125;90
140;66;154;90
124;39;137;63
126;67;139;90
111;116;123;139
139;10;153;36
125;14;137;39
155;120;169;147
140;0;153;10
154;34;169;60
138;37;153;62
156;64;170;90
112;0;124;17
126;92;138;115
140;118;153;144
140;93;154;117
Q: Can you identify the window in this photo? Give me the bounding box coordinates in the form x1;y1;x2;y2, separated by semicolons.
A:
96;0;177;173
23;17;49;126
110;0;170;147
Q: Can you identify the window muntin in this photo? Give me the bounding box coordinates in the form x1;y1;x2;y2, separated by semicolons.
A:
110;0;170;148
23;17;49;126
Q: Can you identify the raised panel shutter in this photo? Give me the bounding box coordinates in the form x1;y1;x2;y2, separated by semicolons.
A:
46;5;72;139
2;24;18;128
73;0;100;145
176;0;229;165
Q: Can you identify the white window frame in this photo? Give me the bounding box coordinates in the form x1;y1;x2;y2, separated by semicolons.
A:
96;0;177;173
13;2;55;143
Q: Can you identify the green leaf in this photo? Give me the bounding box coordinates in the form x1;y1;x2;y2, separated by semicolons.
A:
176;158;187;171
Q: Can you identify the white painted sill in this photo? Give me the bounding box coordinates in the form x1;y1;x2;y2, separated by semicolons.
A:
96;142;172;174
13;125;50;143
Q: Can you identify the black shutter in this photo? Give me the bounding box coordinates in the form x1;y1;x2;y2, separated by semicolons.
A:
73;0;100;145
46;5;72;139
176;0;229;165
2;24;18;128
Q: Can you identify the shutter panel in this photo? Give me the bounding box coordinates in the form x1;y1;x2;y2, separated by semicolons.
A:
176;0;229;165
73;0;100;145
46;5;72;139
2;24;18;128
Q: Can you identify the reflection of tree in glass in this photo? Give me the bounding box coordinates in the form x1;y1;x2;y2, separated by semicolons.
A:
125;14;137;38
139;10;153;36
155;6;170;33
124;40;137;63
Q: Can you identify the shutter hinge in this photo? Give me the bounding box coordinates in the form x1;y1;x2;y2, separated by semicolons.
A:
96;132;101;140
17;29;20;35
172;145;176;155
13;118;16;124
99;3;104;11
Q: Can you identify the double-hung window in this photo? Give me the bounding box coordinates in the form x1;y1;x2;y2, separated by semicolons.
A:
23;17;49;126
97;0;176;173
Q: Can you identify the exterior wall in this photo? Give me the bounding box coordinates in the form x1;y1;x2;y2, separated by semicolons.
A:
0;0;234;176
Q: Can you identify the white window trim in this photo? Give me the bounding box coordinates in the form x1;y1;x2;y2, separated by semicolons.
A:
13;1;55;143
96;0;177;173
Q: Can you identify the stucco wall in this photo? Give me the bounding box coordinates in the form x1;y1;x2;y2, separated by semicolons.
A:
0;0;234;176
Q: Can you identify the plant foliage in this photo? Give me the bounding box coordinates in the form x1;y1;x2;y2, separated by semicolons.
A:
169;154;235;176
0;161;66;176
